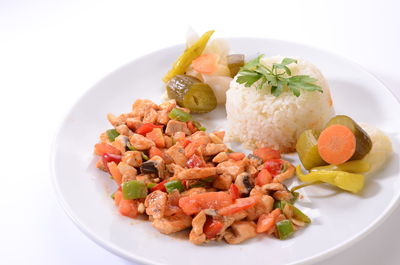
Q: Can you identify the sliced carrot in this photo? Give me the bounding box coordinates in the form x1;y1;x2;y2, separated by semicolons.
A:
228;152;245;161
217;196;261;216
317;124;356;165
146;128;165;148
184;141;200;158
107;161;122;185
149;146;163;159
94;142;121;156
255;169;272;186
118;199;138;218
256;208;281;233
203;217;224;239
192;53;218;74
114;190;123;206
178;192;233;215
136;123;163;136
253;147;281;162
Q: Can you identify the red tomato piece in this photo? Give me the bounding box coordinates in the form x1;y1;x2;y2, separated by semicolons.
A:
136;123;163;136
255;169;272;186
203;217;224;239
102;153;122;171
264;159;284;177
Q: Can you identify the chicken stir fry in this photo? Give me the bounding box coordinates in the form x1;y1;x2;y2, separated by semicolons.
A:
94;99;310;245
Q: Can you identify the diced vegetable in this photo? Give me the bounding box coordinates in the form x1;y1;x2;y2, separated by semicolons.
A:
276;220;294;240
187;154;205;168
296;129;326;170
227;54;245;77
256;208;281;233
193;120;206;131
136;123;163;136
325;115;372;160
118;199;138;218
168;107;192;122
264;159;284;177
311;160;370;173
165;180;185;193
167;75;217;113
126;142;137;151
102;153;122;171
94;142;121;156
106;129;120;142
296;165;365;193
163;30;214;83
108;161;122;185
253;147;281;162
203;217;224;239
147;183;157;189
318;125;356;165
151;180;167;192
141;152;149;161
192;53;218;74
275;201;311;224
255;169;272;186
122;180;148;199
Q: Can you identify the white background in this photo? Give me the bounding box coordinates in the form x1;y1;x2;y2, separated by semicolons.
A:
1;0;400;264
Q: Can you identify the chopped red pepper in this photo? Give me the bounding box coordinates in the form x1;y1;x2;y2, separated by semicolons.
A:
264;159;284;177
203;217;224;239
187;121;198;134
183;139;192;148
229;184;240;200
102;153;122;172
187;154;205;168
150;180;167;192
136;123;163;136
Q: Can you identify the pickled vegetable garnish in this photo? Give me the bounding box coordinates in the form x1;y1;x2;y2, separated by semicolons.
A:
325;115;372;160
162;30;214;83
296;129;326;170
227;54;245;77
167;75;217;113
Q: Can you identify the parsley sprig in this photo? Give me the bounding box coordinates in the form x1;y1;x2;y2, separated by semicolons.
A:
236;55;323;97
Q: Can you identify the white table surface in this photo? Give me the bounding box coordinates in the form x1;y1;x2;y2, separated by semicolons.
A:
1;0;399;264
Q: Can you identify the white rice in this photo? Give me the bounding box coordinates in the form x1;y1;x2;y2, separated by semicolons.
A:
226;55;335;153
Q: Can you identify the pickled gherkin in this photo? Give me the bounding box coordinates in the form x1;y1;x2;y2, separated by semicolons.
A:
167;75;217;113
296;129;327;170
325;115;372;160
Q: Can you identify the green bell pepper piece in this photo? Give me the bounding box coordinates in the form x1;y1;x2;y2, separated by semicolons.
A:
276;220;294;240
164;180;185;193
106;129;120;142
168;107;192;122
122;180;148;199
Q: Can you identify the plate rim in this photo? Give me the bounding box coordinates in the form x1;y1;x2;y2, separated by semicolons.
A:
50;37;400;265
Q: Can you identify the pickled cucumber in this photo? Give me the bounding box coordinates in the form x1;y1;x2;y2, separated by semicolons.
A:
296;129;327;170
167;75;217;113
162;30;214;83
227;54;245;77
325;115;372;160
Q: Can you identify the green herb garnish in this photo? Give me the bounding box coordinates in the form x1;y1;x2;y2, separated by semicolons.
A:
236;55;323;97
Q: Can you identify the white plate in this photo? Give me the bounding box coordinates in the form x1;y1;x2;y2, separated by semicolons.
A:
51;38;400;265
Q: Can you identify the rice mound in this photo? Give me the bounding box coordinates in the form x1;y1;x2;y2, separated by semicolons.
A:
226;55;335;153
